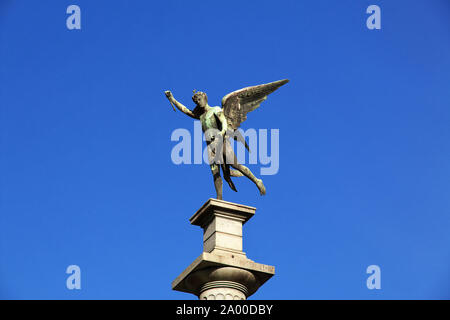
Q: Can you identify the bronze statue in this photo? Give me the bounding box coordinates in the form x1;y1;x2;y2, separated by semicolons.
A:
165;79;289;200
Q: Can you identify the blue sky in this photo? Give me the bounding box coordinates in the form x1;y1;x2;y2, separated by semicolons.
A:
1;0;449;299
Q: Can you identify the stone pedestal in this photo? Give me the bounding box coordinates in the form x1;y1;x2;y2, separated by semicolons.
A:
172;198;275;300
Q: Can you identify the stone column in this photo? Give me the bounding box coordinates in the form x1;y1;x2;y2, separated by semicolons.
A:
172;198;275;300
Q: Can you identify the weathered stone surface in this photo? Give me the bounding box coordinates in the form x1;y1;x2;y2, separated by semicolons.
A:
190;198;255;255
172;199;275;299
172;252;274;298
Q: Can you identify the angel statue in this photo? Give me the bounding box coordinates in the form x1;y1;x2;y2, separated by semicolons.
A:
164;79;289;200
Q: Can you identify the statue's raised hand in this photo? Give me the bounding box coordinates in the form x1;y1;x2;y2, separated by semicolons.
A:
164;90;173;100
164;90;176;112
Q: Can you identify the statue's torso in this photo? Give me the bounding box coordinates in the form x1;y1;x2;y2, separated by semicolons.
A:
199;106;222;133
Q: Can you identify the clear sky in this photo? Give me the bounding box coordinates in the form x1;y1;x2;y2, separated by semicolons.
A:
1;0;449;299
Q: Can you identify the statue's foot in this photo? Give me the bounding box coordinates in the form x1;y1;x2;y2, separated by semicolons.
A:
256;179;266;196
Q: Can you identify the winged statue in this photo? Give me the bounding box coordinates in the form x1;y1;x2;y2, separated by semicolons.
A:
164;79;289;200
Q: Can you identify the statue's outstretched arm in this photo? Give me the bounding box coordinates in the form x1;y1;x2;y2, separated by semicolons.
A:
164;90;199;119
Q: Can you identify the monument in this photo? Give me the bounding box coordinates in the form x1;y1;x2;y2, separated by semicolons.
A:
165;79;289;299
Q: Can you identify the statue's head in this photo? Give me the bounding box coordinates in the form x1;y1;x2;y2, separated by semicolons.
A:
192;90;208;108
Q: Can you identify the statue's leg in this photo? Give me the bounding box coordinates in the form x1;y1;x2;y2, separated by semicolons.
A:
221;164;238;192
230;163;266;196
230;170;244;177
223;141;243;177
210;164;223;200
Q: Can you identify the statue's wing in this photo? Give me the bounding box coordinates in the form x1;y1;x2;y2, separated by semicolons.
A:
222;79;289;131
221;79;289;151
